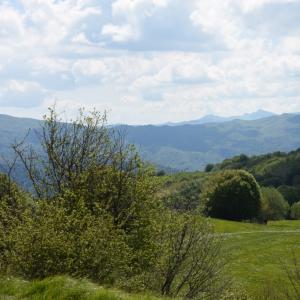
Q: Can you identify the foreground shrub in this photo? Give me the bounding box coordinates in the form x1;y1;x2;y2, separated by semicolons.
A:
8;107;162;284
155;213;230;299
260;187;289;221
1;201;129;283
202;170;262;221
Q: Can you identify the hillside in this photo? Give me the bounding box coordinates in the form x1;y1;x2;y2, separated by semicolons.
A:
0;114;41;158
214;148;300;204
0;113;299;173
122;113;300;171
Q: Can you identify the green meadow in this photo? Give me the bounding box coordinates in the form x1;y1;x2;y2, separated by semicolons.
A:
212;219;300;298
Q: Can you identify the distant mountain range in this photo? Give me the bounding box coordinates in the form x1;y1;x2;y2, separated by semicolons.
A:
121;112;300;171
162;110;276;126
0;112;299;173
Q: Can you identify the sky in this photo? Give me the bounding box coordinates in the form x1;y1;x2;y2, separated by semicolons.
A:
0;0;300;124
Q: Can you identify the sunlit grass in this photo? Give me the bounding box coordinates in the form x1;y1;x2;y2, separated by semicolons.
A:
0;276;163;300
211;218;300;297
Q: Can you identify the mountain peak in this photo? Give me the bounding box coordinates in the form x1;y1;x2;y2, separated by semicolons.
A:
240;110;275;120
162;110;276;126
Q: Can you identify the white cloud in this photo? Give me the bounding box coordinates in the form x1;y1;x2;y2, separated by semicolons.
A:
102;23;136;42
0;1;299;123
72;59;107;82
0;4;24;40
112;0;169;16
0;80;47;108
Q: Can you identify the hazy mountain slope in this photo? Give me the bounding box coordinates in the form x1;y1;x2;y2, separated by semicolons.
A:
0;114;41;158
0;113;299;172
163;109;276;126
121;113;300;171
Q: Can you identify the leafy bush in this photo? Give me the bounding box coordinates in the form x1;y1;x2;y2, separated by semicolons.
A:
202;170;262;221
291;201;300;219
155;213;230;299
1;201;129;283
163;181;202;211
260;187;289;221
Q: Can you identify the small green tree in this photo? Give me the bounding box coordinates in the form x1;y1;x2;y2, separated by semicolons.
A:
291;201;300;219
260;187;289;221
202;170;262;221
8;107;162;286
156;213;230;299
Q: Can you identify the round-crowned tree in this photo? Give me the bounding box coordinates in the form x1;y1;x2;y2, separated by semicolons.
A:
202;170;261;221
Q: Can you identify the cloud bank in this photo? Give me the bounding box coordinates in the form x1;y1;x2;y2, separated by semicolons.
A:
0;0;299;124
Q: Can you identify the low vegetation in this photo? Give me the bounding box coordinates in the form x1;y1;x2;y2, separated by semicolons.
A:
0;276;163;300
213;149;300;205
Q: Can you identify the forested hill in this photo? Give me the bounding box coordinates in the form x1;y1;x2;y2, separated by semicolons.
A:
120;113;300;171
212;148;300;204
0;113;299;172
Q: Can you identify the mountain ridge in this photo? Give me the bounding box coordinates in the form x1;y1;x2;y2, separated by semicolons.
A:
0;112;299;172
161;109;276;126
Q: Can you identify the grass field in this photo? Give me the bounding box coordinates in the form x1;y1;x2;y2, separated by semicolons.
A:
0;276;163;300
211;219;300;297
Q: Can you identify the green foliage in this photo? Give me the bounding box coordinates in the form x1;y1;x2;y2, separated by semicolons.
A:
154;213;230;299
291;201;300;219
277;185;300;205
163;181;202;211
216;149;300;204
0;173;31;267
1;201;129;282
260;187;289;221
205;163;214;172
203;170;262;221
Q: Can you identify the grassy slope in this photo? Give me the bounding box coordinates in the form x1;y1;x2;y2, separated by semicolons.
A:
212;219;300;297
0;276;163;300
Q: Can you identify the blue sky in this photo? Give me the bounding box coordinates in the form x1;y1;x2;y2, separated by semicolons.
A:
0;0;300;124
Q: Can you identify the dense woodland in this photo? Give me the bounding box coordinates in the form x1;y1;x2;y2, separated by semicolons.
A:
0;108;300;299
